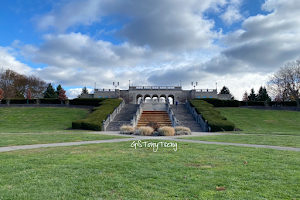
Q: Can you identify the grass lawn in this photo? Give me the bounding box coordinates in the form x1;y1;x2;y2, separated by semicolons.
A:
0;107;89;133
0;133;130;147
181;134;300;148
216;108;300;135
0;141;299;199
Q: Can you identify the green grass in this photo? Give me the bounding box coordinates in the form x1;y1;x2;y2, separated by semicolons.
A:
0;141;299;199
216;108;300;135
0;107;89;133
72;99;122;131
182;134;300;148
0;133;129;147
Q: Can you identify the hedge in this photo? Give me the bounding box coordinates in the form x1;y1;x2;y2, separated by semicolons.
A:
72;99;122;131
196;98;240;107
70;98;109;106
1;99;35;104
0;98;112;106
190;100;235;132
239;101;298;107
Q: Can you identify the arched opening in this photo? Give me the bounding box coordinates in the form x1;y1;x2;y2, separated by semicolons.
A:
202;96;207;98
159;94;166;103
152;94;159;102
136;94;143;104
144;94;151;103
168;94;175;104
98;96;102;98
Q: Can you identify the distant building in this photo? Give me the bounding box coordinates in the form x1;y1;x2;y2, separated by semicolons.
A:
80;86;231;104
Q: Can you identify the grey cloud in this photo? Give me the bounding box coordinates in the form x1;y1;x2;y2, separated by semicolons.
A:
34;0;227;52
147;65;207;86
208;0;300;76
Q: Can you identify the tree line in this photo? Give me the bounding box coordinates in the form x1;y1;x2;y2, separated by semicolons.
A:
0;69;67;101
242;86;271;102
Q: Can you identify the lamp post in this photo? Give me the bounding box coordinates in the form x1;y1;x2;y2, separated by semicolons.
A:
191;82;198;99
113;82;119;98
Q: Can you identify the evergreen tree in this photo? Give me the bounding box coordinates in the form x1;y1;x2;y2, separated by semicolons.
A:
82;87;89;95
43;83;57;98
248;88;257;101
257;86;271;101
220;86;231;94
56;84;63;96
78;87;89;98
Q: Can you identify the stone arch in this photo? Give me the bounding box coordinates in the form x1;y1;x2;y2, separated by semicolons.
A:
152;94;159;102
136;94;143;104
159;94;166;103
168;94;175;104
144;94;151;103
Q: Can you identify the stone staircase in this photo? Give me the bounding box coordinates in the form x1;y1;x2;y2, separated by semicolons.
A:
137;111;172;127
171;104;203;132
106;104;139;131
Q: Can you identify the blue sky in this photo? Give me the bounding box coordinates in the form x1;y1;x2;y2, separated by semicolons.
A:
1;0;300;99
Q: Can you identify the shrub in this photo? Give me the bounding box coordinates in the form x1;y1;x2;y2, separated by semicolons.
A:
120;125;135;134
201;98;223;107
175;126;191;132
1;99;35;104
138;126;154;136
146;122;161;131
158;126;175;136
40;98;61;104
70;98;109;106
174;126;191;135
72;120;85;129
190;100;235;132
71;99;122;131
193;98;240;107
226;100;240;107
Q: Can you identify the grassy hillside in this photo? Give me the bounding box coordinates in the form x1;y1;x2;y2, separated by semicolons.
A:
0;107;89;133
216;108;300;135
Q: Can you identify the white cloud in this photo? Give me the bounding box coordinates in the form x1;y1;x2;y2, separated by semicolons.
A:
67;87;93;99
220;5;244;25
0;47;32;75
220;0;244;25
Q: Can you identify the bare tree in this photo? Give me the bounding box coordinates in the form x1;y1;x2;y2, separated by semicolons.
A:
0;69;47;99
0;87;4;102
268;58;300;107
242;91;248;102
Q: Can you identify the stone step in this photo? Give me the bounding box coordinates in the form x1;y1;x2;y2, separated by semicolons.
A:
106;104;139;131
137;110;172;127
171;104;203;132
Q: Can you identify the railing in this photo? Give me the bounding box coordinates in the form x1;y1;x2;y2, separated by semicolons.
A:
130;86;182;90
130;102;143;127
195;89;216;93
102;100;125;131
185;101;209;132
166;102;178;127
95;89;116;92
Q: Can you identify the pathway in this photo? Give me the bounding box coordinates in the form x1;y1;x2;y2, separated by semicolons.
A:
1;131;300;153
